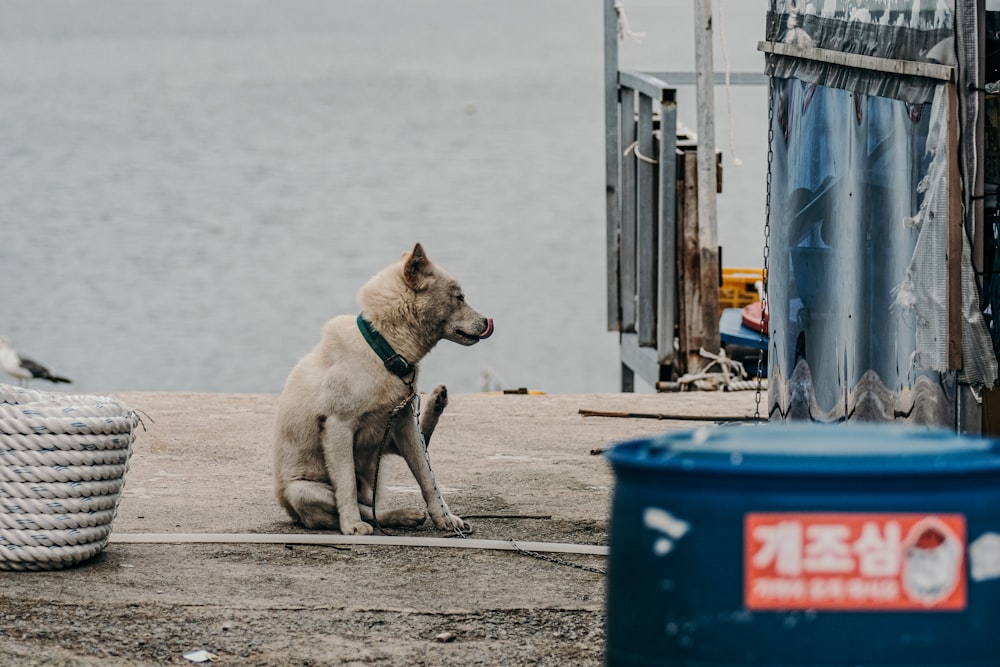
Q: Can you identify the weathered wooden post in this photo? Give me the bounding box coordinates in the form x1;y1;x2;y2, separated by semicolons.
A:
690;0;721;371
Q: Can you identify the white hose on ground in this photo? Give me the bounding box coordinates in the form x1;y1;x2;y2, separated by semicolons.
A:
110;532;609;556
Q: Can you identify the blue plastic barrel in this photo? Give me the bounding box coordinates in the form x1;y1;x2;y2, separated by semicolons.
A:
605;424;1000;666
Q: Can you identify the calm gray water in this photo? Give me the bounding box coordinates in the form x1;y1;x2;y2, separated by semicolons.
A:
0;0;767;395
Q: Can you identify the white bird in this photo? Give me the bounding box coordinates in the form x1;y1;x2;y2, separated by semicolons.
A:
0;337;72;387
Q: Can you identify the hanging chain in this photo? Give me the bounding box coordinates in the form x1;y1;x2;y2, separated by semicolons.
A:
755;77;775;424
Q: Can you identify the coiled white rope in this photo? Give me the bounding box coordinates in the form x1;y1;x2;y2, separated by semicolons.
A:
0;523;111;547
0;400;133;419
0;508;118;531
0;414;138;435
0;383;138;571
0;463;129;484
0;448;130;467
725;379;769;392
0;431;134;451
0;541;108;571
0;478;126;502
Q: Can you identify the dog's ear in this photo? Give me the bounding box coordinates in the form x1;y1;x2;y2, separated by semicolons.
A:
403;243;430;290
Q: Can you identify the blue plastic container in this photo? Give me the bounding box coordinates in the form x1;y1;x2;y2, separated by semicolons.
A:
605;424;1000;667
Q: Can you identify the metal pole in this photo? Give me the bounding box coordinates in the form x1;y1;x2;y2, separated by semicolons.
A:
604;0;621;332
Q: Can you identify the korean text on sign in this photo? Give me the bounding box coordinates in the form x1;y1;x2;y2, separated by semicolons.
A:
744;513;965;611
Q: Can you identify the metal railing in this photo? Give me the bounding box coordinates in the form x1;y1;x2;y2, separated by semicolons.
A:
605;70;680;391
605;0;712;391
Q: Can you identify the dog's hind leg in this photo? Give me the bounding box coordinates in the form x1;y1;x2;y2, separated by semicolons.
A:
419;384;448;447
281;480;340;530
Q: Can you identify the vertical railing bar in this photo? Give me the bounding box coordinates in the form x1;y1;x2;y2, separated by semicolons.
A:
620;86;638;333
637;93;657;347
657;100;678;363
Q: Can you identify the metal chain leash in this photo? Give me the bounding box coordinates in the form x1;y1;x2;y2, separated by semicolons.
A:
755;77;775;424
410;394;469;539
508;540;607;575
371;387;417;536
371;385;467;539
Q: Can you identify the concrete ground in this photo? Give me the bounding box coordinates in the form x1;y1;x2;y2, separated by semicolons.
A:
0;390;759;666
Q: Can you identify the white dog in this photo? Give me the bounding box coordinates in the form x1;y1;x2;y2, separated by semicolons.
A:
273;243;493;535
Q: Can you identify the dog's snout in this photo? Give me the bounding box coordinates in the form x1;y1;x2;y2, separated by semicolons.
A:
479;318;494;340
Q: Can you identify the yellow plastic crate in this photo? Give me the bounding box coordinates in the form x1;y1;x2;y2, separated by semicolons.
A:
720;267;765;310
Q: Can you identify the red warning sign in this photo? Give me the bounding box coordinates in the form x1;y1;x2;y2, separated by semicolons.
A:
745;513;966;611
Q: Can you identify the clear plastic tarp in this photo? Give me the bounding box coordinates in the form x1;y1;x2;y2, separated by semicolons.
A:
764;0;997;425
767;80;955;423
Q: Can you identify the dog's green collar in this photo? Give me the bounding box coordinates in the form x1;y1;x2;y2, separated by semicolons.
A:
357;314;415;380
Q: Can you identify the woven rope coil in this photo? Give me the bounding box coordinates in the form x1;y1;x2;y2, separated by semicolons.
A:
0;383;139;571
0;508;118;531
0;479;126;502
1;541;107;569
0;400;134;418
2;495;122;517
0;523;111;547
0;448;130;467
0;463;129;484
0;432;134;451
0;415;138;436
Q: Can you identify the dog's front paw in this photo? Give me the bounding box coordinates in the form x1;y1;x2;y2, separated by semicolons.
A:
429;384;448;417
341;520;374;536
435;513;473;534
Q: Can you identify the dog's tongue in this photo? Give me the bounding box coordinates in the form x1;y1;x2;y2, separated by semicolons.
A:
479;319;495;340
